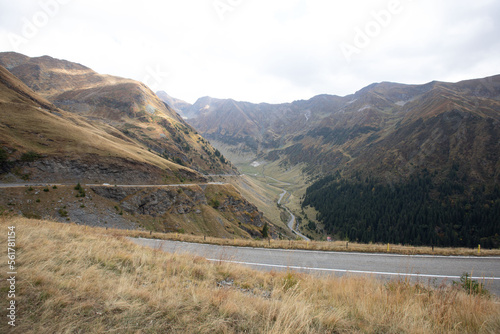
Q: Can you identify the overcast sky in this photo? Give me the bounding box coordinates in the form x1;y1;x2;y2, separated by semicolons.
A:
1;0;499;104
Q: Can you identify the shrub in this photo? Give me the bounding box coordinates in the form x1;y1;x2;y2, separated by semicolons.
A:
307;220;317;230
20;151;41;162
0;148;8;163
262;222;269;238
453;272;489;296
210;198;220;209
75;183;86;197
58;209;68;217
282;272;298;291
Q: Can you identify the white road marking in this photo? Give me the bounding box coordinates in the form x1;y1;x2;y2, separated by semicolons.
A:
206;258;500;281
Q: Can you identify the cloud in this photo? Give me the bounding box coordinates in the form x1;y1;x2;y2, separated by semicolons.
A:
0;0;498;103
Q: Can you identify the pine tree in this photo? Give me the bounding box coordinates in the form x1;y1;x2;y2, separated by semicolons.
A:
262;223;269;238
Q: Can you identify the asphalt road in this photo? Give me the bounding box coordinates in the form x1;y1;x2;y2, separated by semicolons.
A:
130;238;500;295
278;190;310;241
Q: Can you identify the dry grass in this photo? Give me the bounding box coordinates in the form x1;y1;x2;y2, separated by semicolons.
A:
1;216;499;333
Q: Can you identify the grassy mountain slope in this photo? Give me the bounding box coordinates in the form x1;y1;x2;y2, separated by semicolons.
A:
0;52;235;175
0;64;200;184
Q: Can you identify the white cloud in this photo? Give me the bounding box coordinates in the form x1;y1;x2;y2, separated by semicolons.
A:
0;0;499;103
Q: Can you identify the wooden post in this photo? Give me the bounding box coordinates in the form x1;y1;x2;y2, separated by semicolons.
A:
478;244;481;254
387;243;390;252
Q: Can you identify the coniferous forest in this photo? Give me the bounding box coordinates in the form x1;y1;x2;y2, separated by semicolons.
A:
303;170;500;248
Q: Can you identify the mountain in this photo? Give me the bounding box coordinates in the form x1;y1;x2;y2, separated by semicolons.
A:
0;52;235;175
179;76;500;247
0;63;194;184
0;54;281;239
156;90;192;115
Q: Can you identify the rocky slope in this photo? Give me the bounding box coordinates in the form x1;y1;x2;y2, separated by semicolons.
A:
0;183;281;239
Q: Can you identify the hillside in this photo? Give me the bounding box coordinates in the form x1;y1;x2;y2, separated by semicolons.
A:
0;61;280;239
0;52;235;175
0;64;203;184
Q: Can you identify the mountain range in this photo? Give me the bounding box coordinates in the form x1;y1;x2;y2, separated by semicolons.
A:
162;76;500;186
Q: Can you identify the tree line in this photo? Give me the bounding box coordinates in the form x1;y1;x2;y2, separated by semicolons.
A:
302;171;500;248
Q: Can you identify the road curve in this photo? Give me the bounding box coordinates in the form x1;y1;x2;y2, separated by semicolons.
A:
130;238;500;295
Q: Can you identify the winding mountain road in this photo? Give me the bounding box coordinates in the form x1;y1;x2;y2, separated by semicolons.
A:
278;190;310;241
130;237;500;295
261;173;310;240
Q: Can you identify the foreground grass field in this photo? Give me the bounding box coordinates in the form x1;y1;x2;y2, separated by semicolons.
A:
1;217;499;333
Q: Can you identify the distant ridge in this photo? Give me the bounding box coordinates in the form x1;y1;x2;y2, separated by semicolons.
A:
180;74;500;184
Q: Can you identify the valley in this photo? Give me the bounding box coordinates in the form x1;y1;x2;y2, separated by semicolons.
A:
163;76;500;248
2;2;499;333
1;50;499;249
